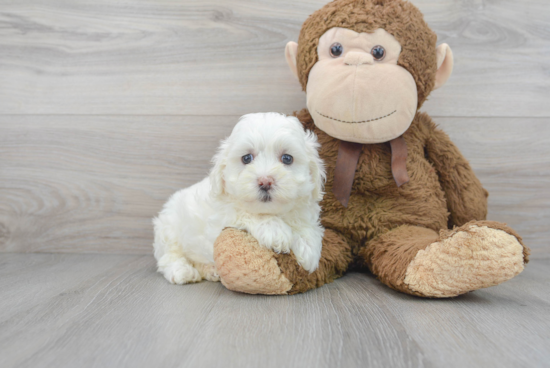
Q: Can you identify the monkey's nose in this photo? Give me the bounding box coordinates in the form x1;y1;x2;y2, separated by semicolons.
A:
258;176;274;191
344;51;373;66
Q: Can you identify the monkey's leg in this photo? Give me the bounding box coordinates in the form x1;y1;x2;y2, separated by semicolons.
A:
214;228;352;295
360;222;529;298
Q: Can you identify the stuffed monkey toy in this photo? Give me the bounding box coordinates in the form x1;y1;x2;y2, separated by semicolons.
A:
213;0;530;297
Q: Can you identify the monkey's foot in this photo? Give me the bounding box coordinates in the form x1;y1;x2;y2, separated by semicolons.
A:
404;221;529;298
213;228;293;295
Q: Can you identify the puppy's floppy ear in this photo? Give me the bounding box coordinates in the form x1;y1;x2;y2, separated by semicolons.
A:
209;138;230;197
303;130;326;202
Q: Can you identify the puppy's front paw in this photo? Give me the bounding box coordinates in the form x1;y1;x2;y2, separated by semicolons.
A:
292;234;323;273
249;217;293;254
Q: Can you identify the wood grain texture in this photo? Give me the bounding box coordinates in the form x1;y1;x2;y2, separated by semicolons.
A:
439;117;550;258
0;115;237;253
0;253;548;368
1;115;548;256
0;0;548;117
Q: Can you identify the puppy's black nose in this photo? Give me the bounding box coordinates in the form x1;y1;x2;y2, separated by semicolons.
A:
258;176;274;191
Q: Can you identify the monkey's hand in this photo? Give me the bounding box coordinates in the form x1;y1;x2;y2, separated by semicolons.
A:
214;228;293;294
213;227;352;295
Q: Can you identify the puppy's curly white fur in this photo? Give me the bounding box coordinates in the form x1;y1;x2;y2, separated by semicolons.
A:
153;113;326;284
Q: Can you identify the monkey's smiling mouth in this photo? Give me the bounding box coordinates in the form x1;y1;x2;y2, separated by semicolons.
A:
316;109;397;124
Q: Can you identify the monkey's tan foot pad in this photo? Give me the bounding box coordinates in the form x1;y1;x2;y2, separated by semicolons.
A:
213;228;293;295
404;223;527;298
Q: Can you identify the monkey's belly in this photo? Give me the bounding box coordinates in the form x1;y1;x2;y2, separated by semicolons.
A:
320;160;449;247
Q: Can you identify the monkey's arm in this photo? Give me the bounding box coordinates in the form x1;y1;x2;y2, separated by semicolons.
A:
214;227;352;295
274;228;352;294
424;120;488;228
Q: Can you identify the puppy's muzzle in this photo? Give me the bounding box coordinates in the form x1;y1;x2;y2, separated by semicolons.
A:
258;176;274;202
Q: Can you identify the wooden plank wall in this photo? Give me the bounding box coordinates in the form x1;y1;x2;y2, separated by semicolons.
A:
1;0;549;256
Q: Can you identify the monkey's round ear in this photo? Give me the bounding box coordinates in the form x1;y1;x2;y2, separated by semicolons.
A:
434;43;453;90
285;41;299;80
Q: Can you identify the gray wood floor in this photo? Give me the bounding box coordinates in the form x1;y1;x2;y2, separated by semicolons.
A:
1;253;549;368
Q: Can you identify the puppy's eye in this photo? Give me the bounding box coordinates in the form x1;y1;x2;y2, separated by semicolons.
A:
371;45;386;61
281;154;293;165
330;42;343;57
241;154;253;165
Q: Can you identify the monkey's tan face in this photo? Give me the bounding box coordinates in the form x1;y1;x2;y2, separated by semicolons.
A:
305;28;418;144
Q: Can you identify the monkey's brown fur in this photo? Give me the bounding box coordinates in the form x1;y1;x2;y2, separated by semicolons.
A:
271;110;529;295
297;0;437;108
213;0;529;297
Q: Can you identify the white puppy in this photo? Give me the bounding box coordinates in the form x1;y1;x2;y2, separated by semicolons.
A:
153;113;326;285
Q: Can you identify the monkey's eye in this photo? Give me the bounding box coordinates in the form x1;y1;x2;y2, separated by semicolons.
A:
281;154;293;165
241;154;253;165
330;42;343;57
371;45;386;61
